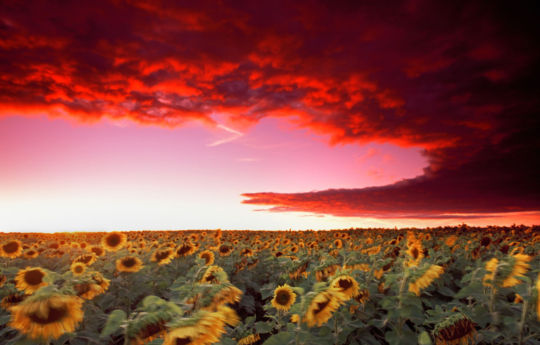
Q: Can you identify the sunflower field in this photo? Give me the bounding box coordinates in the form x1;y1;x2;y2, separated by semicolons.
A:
0;226;539;345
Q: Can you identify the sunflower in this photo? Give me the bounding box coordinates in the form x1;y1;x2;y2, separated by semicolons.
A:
70;262;86;276
199;250;215;265
240;248;253;257
101;231;127;251
271;284;296;312
218;244;233;256
205;285;243;311
15;267;48;294
303;287;347;327
330;274;359;299
130;321;167;345
354;289;369;305
482;258;498;287
74;253;97;266
238;333;260;345
176;242;196;257
23;249;39;259
9;293;84;340
74;271;110;300
151;248;175;265
89;245;105;257
501;254;532;287
116;256;143;273
1;240;23;258
433;313;476;345
1;293;27;310
406;240;424;267
289;261;309;280
163;306;234;345
409;265;444;296
201;265;227;284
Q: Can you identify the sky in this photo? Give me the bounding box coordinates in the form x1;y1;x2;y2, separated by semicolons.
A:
0;0;539;231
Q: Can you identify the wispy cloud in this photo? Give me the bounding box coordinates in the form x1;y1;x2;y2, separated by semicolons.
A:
207;124;244;147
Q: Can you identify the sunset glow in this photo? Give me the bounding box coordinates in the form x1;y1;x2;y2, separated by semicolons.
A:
1;0;539;231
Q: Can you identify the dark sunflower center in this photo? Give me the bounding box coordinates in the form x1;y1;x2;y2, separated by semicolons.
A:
75;283;92;295
177;245;192;255
106;234;121;247
219;245;230;253
411;248;419;259
205;274;215;282
276;290;291;305
338;279;352;290
275;252;283;257
313;298;330;315
3;241;19;253
139;322;165;339
24;269;44;285
27;250;36;255
6;294;25;303
122;258;136;267
175;337;192;345
74;265;84;273
155;251;170;261
91;247;104;256
201;253;211;262
28;304;68;324
77;255;93;264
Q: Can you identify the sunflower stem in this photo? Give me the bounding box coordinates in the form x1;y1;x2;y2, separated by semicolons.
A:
517;284;531;345
333;310;339;345
397;263;409;331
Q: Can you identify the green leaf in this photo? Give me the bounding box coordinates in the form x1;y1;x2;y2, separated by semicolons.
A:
255;321;274;334
262;331;294;345
100;309;127;337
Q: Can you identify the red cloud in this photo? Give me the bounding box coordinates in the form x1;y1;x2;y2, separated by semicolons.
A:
1;0;539;219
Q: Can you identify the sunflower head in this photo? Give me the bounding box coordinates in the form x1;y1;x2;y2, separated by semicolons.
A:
409;264;444;296
406;240;424;267
198;250;215;265
1;293;27;310
303;286;347;327
433;313;476;345
176;242;196;257
1;240;23;258
116;256;143;273
15;267;48;294
89;245;105;256
23;249;39;259
74;271;110;300
271;284;296;312
74;253;97;266
70;262;86;276
101;231;128;251
237;333;261;345
201;266;228;284
218;244;232;256
151;248;174;265
330;274;359;299
9;292;84;340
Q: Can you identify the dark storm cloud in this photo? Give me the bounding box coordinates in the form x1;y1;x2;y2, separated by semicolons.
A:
1;0;539;218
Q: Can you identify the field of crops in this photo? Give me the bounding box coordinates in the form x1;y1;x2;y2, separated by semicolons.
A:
0;226;538;345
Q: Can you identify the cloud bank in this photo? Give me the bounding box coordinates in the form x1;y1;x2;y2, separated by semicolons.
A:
1;0;539;219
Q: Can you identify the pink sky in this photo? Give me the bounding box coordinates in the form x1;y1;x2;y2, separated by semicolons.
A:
1;115;537;232
0;114;424;231
1;1;539;231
